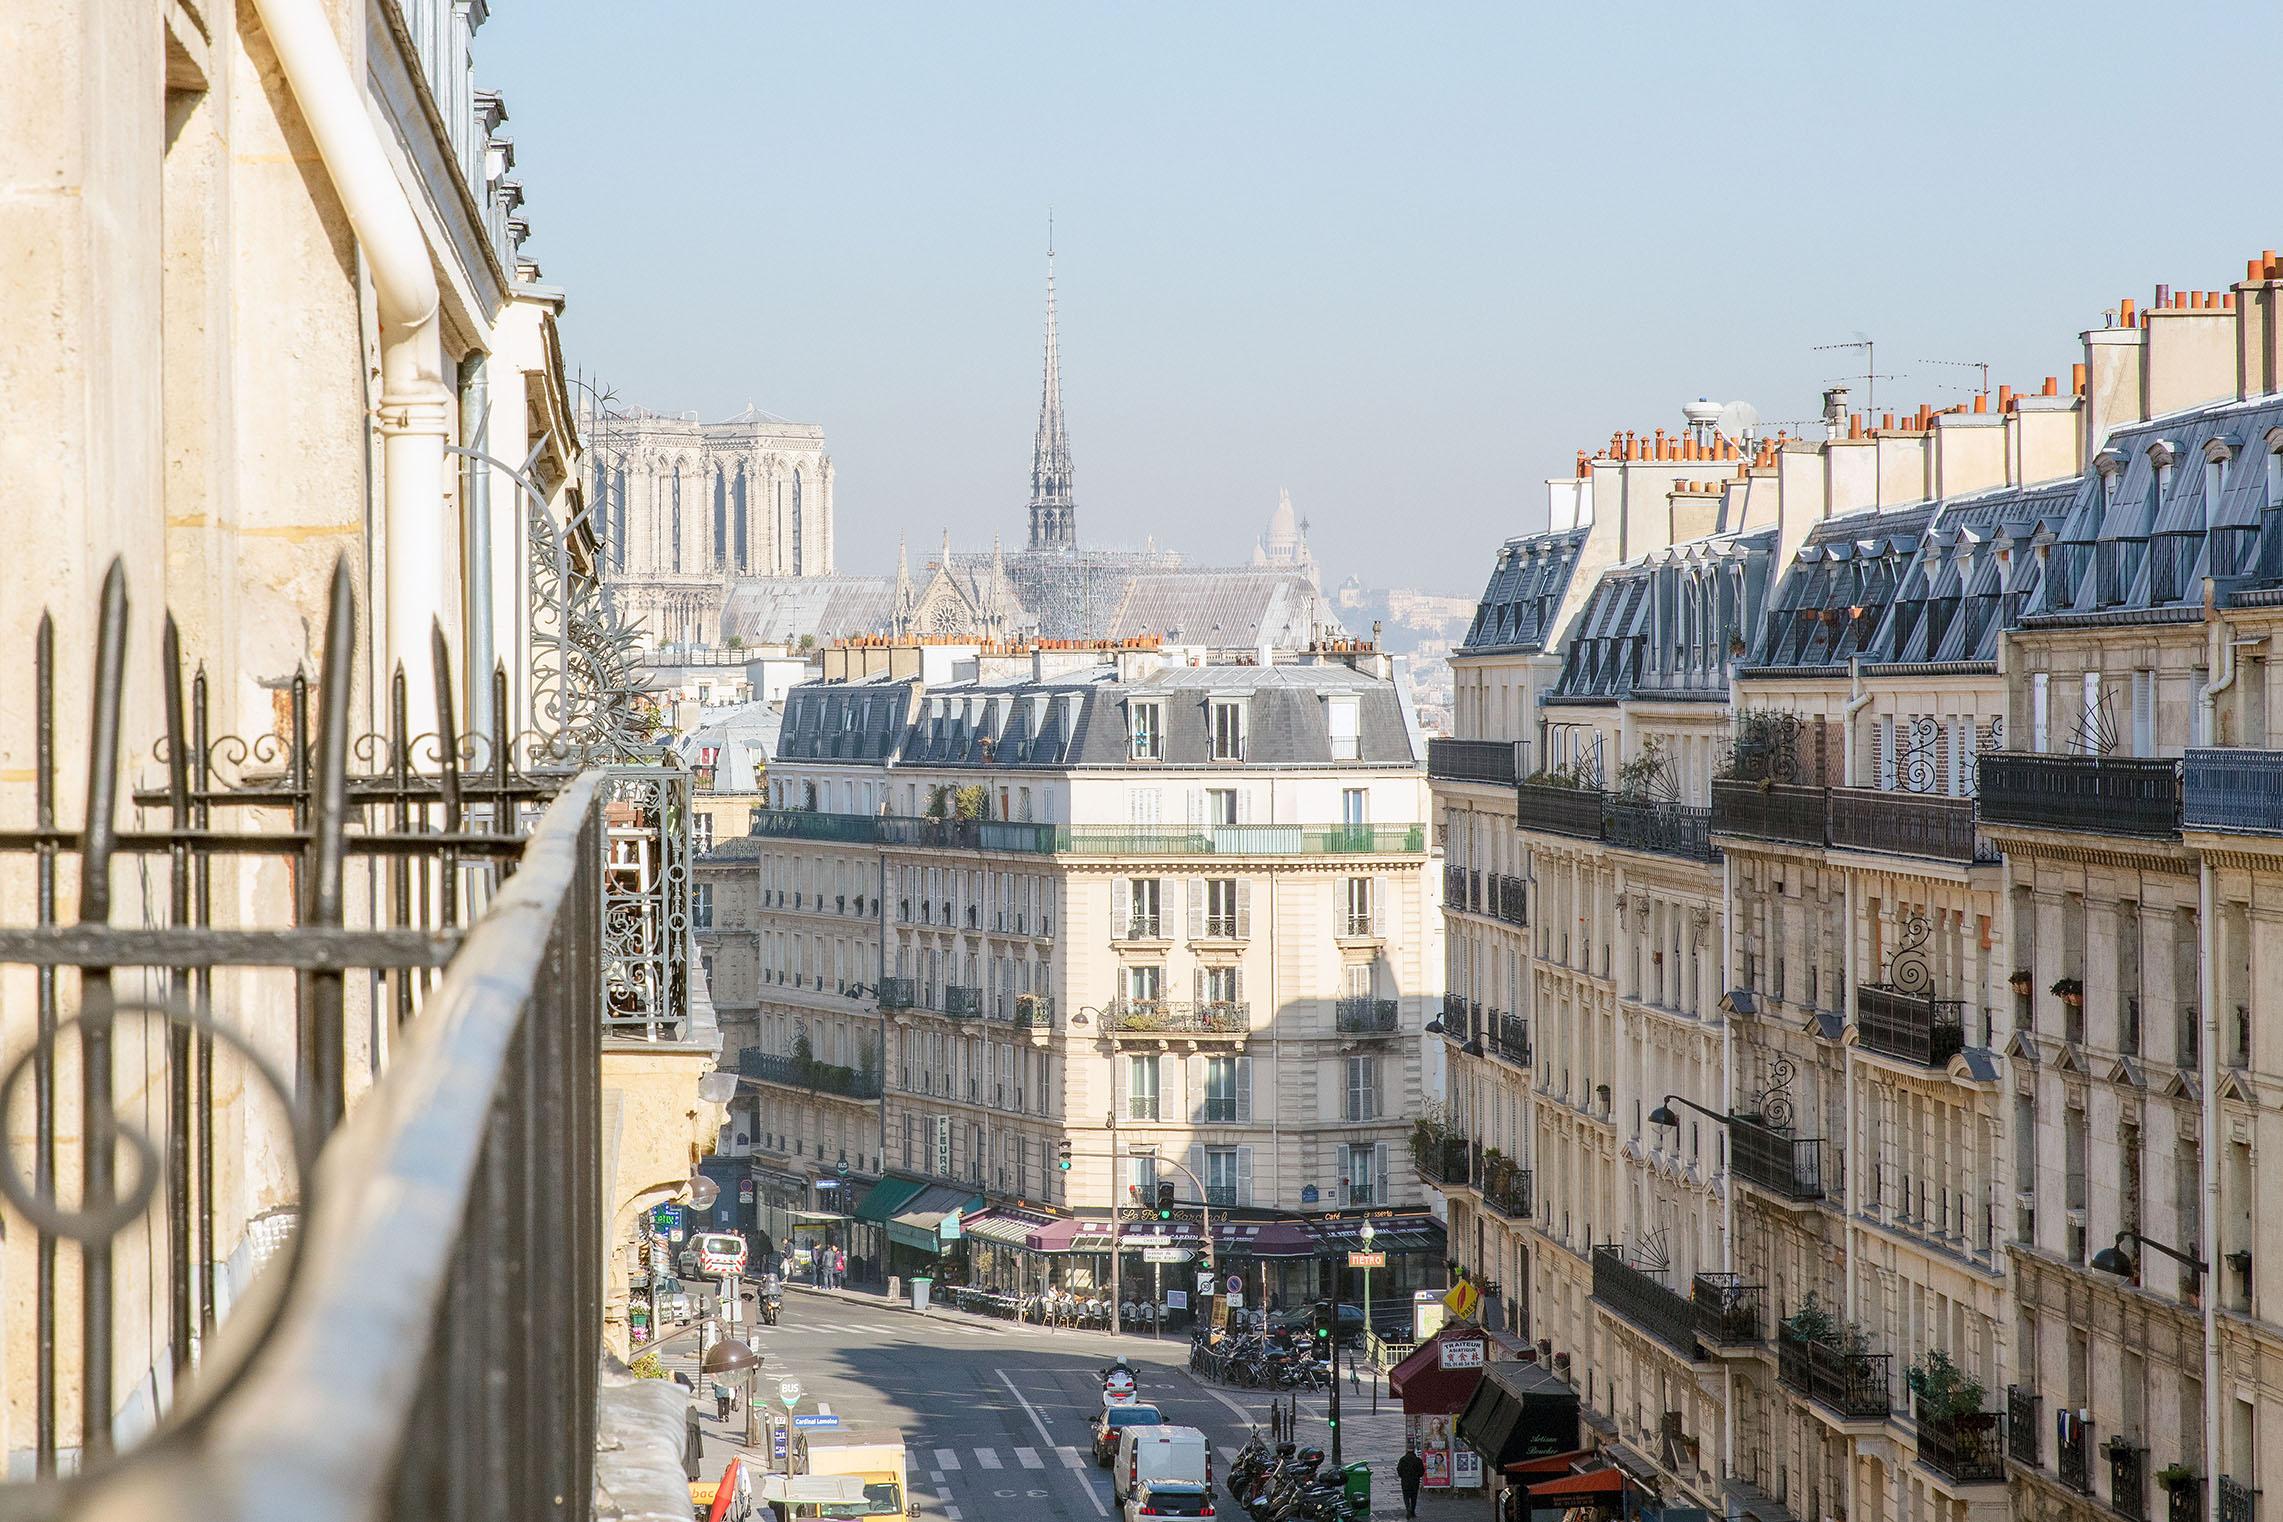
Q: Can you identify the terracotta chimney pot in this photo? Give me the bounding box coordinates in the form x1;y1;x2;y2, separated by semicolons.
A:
2042;376;2058;396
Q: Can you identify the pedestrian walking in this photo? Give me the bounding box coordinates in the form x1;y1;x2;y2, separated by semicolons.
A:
831;1246;847;1288
713;1382;732;1423
1397;1447;1425;1518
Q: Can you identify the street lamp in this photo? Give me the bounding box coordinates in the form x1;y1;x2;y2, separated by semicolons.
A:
702;1337;762;1451
1358;1219;1377;1344
1646;1093;1728;1131
2090;1230;2206;1281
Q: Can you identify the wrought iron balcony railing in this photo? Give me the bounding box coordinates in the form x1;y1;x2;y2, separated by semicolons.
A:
1516;781;1607;839
1729;1112;1826;1201
1482;1166;1533;1221
943;984;985;1018
1711;779;1831;846
1429;737;1525;786
2058;1415;2093;1493
1776;1328;1891;1420
1489;1012;1533;1068
1977;753;2182;838
2185;747;2283;834
1104;999;1249;1034
1690;1273;1764;1346
753;808;1425;857
1591;1245;1703;1360
1013;993;1056;1030
878;976;919;1009
2174;1479;2207;1522
1916;1411;2006;1486
1491;872;1529;925
738;1049;885;1100
1830;786;1995;863
1439;991;1472;1036
1856;984;1969;1068
2110;1442;2149;1521
1605;797;1717;861
2218;1476;2256;1522
2007;1385;2040;1469
1335;996;1400;1034
1413;1134;1470;1186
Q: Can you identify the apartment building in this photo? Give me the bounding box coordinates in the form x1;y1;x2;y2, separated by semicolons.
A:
704;635;1446;1287
1427;254;2283;1522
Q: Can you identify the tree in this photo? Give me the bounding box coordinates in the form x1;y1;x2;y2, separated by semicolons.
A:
953;784;988;820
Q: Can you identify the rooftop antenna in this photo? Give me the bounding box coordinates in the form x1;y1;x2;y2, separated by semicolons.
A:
1813;336;1897;418
1712;400;1761;452
1917;357;1992;399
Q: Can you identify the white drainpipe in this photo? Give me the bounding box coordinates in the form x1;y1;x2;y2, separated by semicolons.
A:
1841;657;1874;785
253;0;452;716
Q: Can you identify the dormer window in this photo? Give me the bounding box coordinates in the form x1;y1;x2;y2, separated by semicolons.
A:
1209;699;1247;762
1130;700;1164;760
1327;695;1360;761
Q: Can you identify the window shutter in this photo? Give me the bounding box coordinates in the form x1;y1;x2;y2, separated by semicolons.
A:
1370;877;1384;937
1186;788;1204;827
1237;787;1253;824
1237;1056;1254;1122
1374;1141;1391;1205
1188;1144;1208;1202
1236;879;1253;940
1187;1054;1205;1123
1236;1145;1254;1207
1188;878;1206;941
1112;878;1130;938
2133;671;2155;756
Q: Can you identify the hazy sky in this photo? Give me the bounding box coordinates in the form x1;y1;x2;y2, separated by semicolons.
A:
484;1;2283;592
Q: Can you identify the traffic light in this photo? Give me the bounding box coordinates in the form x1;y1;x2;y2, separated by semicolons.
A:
1312;1298;1334;1344
1057;1138;1073;1172
1156;1182;1175;1219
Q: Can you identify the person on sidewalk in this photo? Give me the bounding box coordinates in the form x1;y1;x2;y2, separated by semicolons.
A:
713;1382;733;1423
1397;1446;1425;1518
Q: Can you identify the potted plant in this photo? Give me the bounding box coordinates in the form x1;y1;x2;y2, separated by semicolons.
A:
1784;1294;1838;1345
2157;1464;2197;1492
2008;969;2033;998
1907;1349;1986;1423
2051;976;2084;1009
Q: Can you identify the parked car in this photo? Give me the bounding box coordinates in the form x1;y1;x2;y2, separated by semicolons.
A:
1092;1404;1164;1467
651;1276;692;1322
1114;1424;1208;1505
1125;1480;1215;1520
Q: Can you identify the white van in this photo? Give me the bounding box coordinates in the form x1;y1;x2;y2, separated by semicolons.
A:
694;1232;749;1278
1115;1425;1209;1508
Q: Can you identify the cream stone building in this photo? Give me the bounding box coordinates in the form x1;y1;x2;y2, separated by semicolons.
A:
1427;255;2283;1522
699;634;1448;1294
0;0;724;1474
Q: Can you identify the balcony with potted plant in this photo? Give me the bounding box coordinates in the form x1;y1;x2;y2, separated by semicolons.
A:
1908;1349;2004;1487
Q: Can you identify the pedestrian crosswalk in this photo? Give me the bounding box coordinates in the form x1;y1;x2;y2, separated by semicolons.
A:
922;1441;1095;1475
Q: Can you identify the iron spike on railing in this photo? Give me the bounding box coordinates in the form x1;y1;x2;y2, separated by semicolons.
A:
161;615;195;1382
431;620;462;932
33;609;57;1478
78;556;130;1461
303;558;354;1135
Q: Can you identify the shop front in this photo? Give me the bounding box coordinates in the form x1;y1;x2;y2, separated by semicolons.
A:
884;1183;985;1281
1211;1220;1320;1318
1024;1217;1116;1297
1388;1327;1497;1495
850;1174;926;1279
749;1163;813;1260
1454;1362;1581;1520
1115;1219;1207;1329
958;1208;1060;1296
1311;1210;1447;1323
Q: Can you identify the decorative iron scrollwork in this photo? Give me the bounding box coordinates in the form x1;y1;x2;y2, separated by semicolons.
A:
1896;715;1943;795
1727;709;1810;785
1883;911;1933;997
2072;687;2117;758
1756;1055;1800;1131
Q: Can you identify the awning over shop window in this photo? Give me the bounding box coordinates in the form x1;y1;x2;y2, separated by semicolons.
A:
1027;1217;1117;1253
1525;1467;1625;1501
1455;1361;1581;1471
1213;1220;1319;1257
961;1209;1056;1247
1310;1211;1445;1256
851;1176;927;1226
1386;1330;1495;1415
887;1185;985;1252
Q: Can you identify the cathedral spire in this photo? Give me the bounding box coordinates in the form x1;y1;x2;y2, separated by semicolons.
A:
1027;221;1077;551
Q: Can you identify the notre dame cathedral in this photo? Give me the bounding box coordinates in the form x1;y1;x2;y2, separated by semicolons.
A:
596;242;1336;653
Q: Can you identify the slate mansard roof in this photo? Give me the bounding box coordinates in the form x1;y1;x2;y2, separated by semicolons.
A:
1547;529;1776;704
774;662;1421;772
2027;396;2283;623
1460;529;1590;654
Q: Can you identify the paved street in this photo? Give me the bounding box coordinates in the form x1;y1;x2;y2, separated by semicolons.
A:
654;1284;1419;1521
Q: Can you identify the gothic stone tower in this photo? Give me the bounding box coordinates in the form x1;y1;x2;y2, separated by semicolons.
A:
1026;234;1077;552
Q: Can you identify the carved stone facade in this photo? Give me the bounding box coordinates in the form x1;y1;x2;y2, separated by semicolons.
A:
591;406;834;648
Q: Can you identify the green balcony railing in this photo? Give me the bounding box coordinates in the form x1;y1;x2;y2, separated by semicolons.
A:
752;809;1423;857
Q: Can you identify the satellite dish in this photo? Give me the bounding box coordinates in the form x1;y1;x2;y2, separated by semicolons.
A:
1715;400;1761;448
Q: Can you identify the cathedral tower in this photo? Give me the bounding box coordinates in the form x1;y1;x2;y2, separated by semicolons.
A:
1026;229;1077;551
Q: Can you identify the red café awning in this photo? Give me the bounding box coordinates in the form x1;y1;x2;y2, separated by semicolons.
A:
1502;1449;1597;1477
1215;1220;1318;1257
1026;1218;1116;1253
1527;1467;1626;1500
1387;1330;1490;1415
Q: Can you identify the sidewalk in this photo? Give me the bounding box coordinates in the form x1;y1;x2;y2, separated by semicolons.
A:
784;1278;1186;1348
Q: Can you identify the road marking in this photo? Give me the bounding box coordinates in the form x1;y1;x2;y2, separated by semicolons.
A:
935;1448;961;1470
1057;1446;1086;1469
975;1447;1003;1469
1016;1446;1043;1469
998;1371;1108;1519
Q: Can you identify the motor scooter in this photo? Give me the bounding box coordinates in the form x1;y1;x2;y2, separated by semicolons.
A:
758;1275;783;1327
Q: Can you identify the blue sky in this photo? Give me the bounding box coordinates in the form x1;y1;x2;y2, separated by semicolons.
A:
484;1;2283;591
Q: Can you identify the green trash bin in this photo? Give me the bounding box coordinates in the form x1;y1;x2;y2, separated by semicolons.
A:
1341;1461;1371;1518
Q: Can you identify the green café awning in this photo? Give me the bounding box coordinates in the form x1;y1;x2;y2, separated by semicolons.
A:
886;1185;986;1252
852;1176;927;1226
